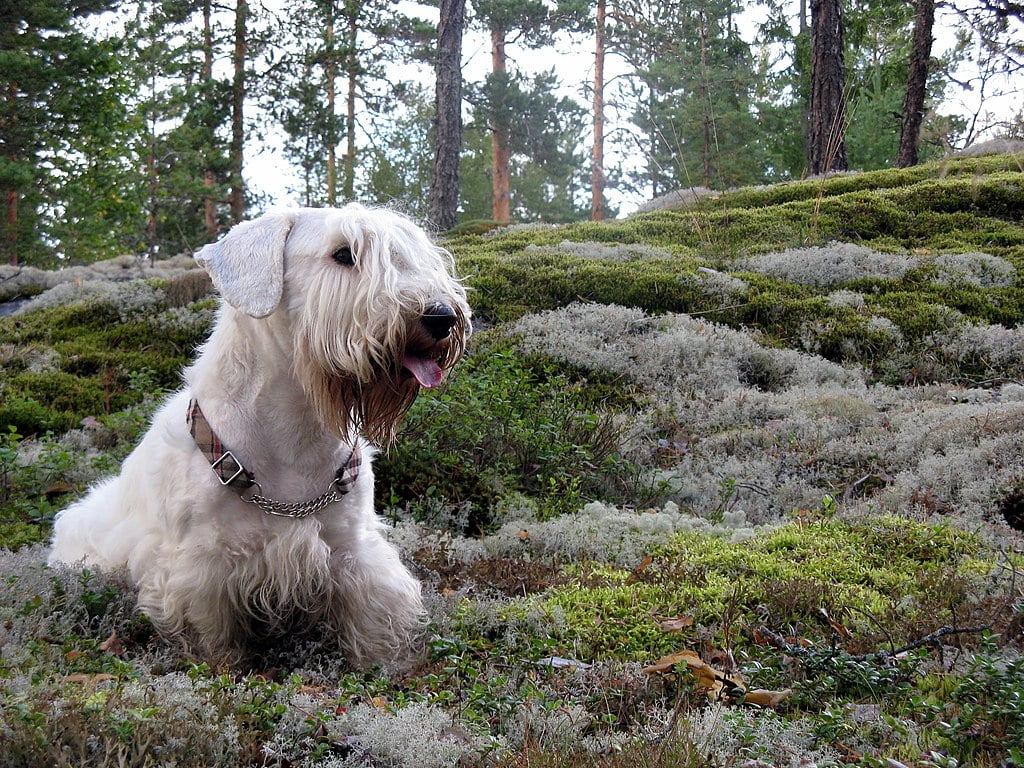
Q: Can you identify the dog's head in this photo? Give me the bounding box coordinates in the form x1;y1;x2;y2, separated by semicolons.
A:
195;205;471;443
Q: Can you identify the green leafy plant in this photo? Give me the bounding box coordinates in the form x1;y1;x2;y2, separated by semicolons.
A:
376;338;650;530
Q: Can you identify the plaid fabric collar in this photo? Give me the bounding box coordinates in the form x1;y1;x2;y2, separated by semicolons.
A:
186;398;361;496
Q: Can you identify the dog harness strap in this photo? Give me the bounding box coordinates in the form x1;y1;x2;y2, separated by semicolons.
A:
187;399;361;517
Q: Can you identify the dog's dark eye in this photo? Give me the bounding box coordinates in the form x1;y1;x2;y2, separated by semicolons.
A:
331;246;355;266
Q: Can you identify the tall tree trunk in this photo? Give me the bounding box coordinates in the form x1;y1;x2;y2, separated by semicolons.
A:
3;80;16;266
808;0;848;174
698;11;713;187
326;7;338;206
4;189;16;267
490;25;511;224
230;0;247;223
896;0;935;168
590;0;606;221
428;0;465;231
202;0;217;238
343;5;357;201
147;70;158;259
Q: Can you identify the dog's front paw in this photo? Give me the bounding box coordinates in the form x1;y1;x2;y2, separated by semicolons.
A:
332;563;426;668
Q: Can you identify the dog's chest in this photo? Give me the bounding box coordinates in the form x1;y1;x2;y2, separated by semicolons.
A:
221;519;337;609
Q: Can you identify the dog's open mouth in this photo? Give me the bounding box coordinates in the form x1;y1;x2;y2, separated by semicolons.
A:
401;352;445;388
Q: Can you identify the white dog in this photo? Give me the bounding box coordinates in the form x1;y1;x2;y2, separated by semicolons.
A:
48;205;470;667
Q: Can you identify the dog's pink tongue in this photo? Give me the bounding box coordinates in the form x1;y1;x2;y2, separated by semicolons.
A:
402;355;444;388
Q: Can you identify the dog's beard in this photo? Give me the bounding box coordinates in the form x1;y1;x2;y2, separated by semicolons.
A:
296;307;468;445
307;370;420;445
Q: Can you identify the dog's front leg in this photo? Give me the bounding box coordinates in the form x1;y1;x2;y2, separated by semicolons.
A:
327;530;425;668
136;557;244;660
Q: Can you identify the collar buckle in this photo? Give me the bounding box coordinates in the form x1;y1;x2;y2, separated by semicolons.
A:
210;450;250;487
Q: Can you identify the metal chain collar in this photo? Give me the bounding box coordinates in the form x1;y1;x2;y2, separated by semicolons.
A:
242;481;351;519
187;398;361;520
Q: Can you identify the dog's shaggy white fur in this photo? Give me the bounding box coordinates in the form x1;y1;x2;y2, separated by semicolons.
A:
47;205;470;666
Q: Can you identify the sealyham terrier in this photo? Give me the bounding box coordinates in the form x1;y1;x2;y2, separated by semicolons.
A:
48;205;470;667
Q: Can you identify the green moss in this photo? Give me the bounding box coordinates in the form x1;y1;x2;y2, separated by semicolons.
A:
0;520;48;550
0;297;209;434
461;517;997;661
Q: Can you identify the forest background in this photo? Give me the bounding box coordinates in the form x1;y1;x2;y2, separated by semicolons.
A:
3;0;1023;268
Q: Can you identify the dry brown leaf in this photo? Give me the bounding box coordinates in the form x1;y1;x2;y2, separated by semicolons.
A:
643;650;745;699
99;630;124;656
626;555;654;583
750;629;812;648
64;673;117;685
642;649;697;676
44;482;75;498
655;615;694;632
828;619;852;640
819;608;852;640
743;688;792;708
684;655;723;693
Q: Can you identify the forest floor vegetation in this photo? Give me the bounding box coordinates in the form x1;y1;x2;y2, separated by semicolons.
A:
1;153;1023;767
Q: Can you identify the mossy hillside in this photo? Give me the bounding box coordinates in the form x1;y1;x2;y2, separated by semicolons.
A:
452;157;1024;266
1;156;1023;767
451;158;1024;382
681;153;1024;211
454;517;1007;662
0;292;214;435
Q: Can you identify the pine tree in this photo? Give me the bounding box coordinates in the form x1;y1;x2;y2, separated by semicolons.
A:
0;0;130;265
428;0;465;230
471;0;588;222
808;0;848;174
612;0;761;195
268;0;434;207
464;69;586;222
132;0;232;257
365;84;435;216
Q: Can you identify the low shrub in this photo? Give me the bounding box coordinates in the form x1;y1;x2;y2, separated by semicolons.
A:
375;335;651;532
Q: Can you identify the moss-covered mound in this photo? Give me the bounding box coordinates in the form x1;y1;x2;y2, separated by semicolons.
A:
453;155;1024;382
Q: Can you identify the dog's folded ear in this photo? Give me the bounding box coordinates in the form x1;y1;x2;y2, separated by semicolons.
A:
195;211;296;318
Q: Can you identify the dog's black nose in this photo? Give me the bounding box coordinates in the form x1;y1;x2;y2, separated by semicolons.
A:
421;303;458;340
